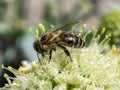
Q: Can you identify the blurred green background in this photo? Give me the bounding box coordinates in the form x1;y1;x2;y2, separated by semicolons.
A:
0;0;120;87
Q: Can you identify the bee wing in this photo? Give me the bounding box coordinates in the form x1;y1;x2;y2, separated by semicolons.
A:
52;21;81;33
46;34;61;45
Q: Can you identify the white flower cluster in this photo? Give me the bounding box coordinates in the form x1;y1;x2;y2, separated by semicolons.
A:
1;25;120;90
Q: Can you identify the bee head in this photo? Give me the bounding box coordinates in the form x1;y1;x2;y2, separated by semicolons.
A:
33;40;44;54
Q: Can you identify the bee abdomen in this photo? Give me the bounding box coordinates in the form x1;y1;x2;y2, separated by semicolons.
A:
74;36;85;48
62;33;85;48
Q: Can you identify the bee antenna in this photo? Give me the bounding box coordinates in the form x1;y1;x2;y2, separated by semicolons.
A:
37;53;42;65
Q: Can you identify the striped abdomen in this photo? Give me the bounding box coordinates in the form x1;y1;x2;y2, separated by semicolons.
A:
59;32;85;48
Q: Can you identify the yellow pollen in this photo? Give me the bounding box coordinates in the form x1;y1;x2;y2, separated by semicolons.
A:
50;24;55;29
80;30;83;33
39;23;46;32
58;30;62;34
1;64;4;69
82;24;87;29
97;35;100;39
29;27;32;32
116;72;120;78
89;77;94;82
112;45;117;51
101;27;106;34
32;61;39;68
94;29;98;35
30;72;35;76
4;73;9;78
35;29;39;38
104;44;107;49
13;81;20;87
8;66;13;71
88;30;91;34
108;34;111;37
105;34;109;39
5;84;11;88
18;67;28;73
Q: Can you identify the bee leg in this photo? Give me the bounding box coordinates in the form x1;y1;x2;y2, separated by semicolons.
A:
49;49;52;62
41;52;45;57
57;44;73;62
37;53;42;65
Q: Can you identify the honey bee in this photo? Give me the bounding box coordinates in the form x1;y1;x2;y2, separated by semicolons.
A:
33;21;85;64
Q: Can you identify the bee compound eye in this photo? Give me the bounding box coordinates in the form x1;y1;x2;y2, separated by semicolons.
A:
34;43;40;51
36;46;41;53
36;45;40;50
